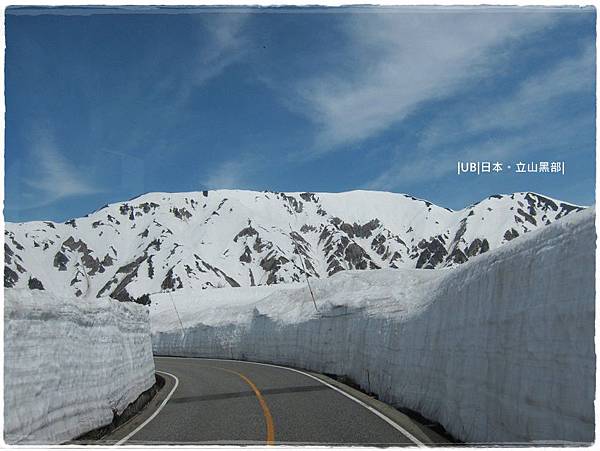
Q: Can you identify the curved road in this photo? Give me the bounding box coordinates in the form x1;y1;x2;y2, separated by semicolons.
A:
104;357;441;446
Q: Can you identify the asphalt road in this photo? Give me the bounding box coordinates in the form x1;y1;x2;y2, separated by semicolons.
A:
106;357;439;446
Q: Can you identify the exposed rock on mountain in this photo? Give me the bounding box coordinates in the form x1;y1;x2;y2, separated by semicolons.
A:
5;190;585;303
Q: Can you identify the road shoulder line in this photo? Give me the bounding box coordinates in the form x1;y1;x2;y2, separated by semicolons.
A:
114;370;180;445
306;371;450;446
259;363;427;447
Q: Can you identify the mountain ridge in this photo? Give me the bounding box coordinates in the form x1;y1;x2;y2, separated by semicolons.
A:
5;189;586;303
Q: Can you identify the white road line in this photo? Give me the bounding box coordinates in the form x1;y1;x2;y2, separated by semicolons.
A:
115;370;179;446
157;356;426;447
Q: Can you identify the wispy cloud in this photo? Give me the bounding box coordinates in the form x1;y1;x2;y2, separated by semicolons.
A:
193;13;249;85
12;129;101;210
87;13;251;159
169;13;250;108
290;10;556;152
366;41;595;191
466;43;595;134
202;157;255;190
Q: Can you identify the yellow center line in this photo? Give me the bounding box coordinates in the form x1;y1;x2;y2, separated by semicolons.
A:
211;366;275;445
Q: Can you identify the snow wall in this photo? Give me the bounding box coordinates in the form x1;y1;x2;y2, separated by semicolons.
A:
152;208;596;444
4;290;156;444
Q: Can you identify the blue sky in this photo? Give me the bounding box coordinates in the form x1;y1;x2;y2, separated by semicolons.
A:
5;6;596;222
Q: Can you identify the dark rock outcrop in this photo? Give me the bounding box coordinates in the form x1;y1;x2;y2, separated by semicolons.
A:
28;277;44;290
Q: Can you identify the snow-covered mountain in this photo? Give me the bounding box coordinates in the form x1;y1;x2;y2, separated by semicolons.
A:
5;190;584;303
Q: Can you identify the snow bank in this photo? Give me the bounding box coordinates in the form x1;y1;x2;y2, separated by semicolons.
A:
149;283;289;333
153;208;595;444
4;290;155;444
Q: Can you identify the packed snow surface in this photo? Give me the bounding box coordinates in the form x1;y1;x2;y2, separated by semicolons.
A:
152;208;595;444
149;283;287;332
4;290;155;444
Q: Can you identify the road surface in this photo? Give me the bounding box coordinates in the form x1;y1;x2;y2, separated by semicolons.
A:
103;356;442;446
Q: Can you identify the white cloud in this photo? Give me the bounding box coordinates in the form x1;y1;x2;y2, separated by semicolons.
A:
194;13;248;83
18;130;101;209
466;43;595;133
366;42;595;191
203;158;253;190
171;13;249;106
293;9;557;151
